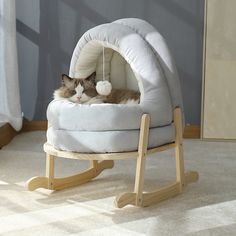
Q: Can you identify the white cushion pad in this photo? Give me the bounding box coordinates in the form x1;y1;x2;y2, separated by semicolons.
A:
47;100;172;131
47;124;175;153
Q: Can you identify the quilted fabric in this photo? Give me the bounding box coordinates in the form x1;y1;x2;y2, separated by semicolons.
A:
47;125;175;153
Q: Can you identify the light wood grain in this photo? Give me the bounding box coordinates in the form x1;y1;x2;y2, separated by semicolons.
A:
134;114;150;206
43;142;178;161
53;160;114;190
142;182;181;207
27;160;114;191
46;154;55;189
174;108;185;191
185;171;199;184
115;192;136;208
27;176;48;191
147;143;175;154
44;143;139;160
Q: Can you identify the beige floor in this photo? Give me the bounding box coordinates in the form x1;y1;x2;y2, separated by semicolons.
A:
0;131;236;236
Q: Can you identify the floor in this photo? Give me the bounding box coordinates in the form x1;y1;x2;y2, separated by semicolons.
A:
0;131;236;236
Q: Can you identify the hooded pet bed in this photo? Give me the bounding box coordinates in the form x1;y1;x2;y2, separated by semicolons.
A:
27;18;198;208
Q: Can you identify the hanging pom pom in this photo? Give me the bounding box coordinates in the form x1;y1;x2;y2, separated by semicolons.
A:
96;80;112;96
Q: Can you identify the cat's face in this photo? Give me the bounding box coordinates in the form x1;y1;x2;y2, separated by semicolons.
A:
58;73;98;103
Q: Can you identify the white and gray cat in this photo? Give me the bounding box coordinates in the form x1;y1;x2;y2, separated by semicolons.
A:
54;72;140;104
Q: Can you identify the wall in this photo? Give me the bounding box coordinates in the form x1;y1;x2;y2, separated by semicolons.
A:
16;0;204;124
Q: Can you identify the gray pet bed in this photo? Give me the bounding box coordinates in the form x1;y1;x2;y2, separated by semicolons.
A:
47;18;183;153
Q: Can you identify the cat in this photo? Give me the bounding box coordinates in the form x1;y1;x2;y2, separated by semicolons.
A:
54;72;140;104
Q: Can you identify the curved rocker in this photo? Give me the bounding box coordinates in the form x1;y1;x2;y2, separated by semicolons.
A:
27;160;114;191
115;172;199;208
27;108;198;208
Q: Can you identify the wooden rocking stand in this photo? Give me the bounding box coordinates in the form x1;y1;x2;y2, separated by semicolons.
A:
27;107;198;208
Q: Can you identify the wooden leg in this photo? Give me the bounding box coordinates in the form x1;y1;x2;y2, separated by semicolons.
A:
134;114;150;206
115;114;150;208
27;154;55;191
90;160;98;168
174;108;185;191
90;160;99;174
46;154;55;190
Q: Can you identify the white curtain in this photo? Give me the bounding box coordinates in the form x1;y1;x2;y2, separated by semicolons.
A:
0;0;22;130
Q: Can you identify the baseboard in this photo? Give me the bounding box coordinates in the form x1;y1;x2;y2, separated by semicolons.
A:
20;120;201;139
184;125;200;139
21;120;48;132
0;123;18;148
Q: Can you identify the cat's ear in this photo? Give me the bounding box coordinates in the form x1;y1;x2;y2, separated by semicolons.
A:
85;72;96;85
61;74;75;88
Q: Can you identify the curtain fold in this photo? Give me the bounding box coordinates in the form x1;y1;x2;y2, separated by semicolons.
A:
0;0;22;131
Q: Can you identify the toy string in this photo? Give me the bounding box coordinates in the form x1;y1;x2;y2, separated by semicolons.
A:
102;46;105;81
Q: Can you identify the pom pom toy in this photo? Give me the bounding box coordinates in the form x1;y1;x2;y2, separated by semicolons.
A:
96;80;112;96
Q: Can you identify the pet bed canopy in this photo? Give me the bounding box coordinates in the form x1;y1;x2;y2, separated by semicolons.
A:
47;18;184;153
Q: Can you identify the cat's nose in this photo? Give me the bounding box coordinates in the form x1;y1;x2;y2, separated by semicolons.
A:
77;97;81;101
